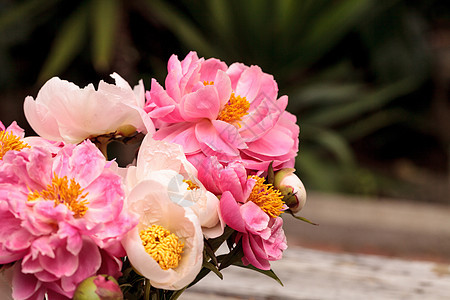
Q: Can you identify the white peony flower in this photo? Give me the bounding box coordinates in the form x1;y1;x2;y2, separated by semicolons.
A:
24;73;154;144
122;180;203;290
124;134;224;238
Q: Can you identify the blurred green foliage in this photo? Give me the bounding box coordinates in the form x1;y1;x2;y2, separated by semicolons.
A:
0;0;447;201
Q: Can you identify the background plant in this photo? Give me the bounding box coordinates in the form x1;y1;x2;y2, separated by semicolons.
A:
0;0;448;203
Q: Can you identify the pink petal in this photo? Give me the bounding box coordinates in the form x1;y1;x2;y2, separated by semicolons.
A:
12;264;42;300
154;123;201;154
246;127;294;157
241;234;270;270
214;70;232;107
211;120;247;149
180;85;220;121
240;201;269;233
234;65;263;103
195;120;241;158
195;156;222;195
248;234;269;261
60;238;102;294
219;192;246;232
199;58;228;82
39;246;78;278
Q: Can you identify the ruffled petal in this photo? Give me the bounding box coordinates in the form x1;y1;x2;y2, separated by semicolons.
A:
180;85;221;121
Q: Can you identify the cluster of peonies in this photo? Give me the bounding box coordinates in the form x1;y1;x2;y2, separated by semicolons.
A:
0;51;307;299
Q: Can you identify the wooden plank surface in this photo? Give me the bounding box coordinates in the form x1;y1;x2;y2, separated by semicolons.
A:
181;246;450;299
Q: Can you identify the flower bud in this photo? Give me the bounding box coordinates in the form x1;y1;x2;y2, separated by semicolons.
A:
274;168;307;213
73;275;123;300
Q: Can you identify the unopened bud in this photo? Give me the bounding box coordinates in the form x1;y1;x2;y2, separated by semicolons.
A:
274;168;307;213
73;275;123;300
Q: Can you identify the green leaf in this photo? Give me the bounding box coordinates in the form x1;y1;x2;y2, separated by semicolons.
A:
169;287;187;300
304;77;418;127
203;261;223;280
142;0;216;57
232;261;284;286
301;125;355;166
204;240;218;266
0;0;60;31
217;241;244;271
207;226;235;252
293;0;372;66
91;0;120;72
286;210;319;226
187;267;212;288
38;4;89;82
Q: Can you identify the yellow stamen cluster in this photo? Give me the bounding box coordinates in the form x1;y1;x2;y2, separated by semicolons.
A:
140;225;184;270
28;174;89;218
183;179;200;190
0;131;30;160
203;81;214;86
248;176;284;218
217;93;250;126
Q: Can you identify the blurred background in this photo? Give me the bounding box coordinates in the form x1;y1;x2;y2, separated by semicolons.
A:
0;0;449;204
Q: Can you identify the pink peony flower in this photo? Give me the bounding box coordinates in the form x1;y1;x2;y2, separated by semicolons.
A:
199;159;287;270
145;51;299;172
0;140;137;299
0;121;63;161
24;73;154;144
0;121;28;160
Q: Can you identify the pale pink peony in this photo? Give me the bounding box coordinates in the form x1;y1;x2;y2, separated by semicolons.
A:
0;140;137;299
145;51;299;172
24;73;154;144
123;134;223;238
122;180;204;290
198;158;287;270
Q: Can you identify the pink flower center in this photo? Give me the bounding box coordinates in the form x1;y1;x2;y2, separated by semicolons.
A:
139;225;184;270
0;130;30;160
248;176;284;218
28;174;89;218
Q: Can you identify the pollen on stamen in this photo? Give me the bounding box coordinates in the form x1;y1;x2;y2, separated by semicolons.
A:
139;225;184;270
183;179;200;190
27;174;89;218
0;130;30;160
247;176;285;218
217;93;250;126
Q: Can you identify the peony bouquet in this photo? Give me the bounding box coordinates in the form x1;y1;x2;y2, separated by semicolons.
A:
0;51;311;300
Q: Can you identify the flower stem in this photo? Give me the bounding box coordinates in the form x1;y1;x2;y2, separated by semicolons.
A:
144;279;151;300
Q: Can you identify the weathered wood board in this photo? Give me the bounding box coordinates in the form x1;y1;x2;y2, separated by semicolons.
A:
181;247;450;300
